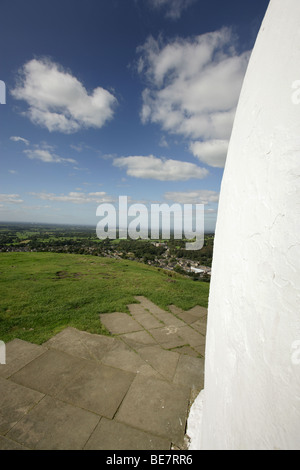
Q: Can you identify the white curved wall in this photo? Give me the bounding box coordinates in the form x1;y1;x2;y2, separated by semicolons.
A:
188;0;300;450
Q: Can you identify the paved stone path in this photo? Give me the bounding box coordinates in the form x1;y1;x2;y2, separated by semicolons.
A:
0;297;207;450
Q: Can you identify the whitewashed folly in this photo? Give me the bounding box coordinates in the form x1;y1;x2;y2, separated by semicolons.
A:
187;0;300;450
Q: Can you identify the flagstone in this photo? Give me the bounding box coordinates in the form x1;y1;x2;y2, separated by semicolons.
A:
176;310;202;325
101;340;157;376
7;396;99;450
100;312;143;334
0;435;29;450
0;339;46;379
84;417;170;450
10;349;87;396
173;355;205;390
0;296;207;450
136;345;179;381
120;330;157;347
186;306;208;318
149;326;187;349
177;326;206;348
0;377;44;434
43;327;116;361
190;319;207;336
116;374;190;446
169;345;200;357
57;362;135;419
168;305;185;316
135;297;185;327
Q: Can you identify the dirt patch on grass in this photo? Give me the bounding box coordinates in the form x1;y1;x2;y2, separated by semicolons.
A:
54;271;83;280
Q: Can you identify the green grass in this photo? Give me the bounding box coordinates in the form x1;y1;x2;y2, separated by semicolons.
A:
0;252;209;345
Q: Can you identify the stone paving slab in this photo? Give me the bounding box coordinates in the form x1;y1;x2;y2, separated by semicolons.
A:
100;312;143;335
175;310;202;325
0;435;29;450
44;327;116;361
186;306;207;318
135;297;199;329
168;305;185;316
101;340;158;377
134;297;184;327
0;339;45;379
170;304;208;325
173;355;205;390
116;374;191;447
170;345;199;357
135;296;167;315
7;396;99;450
10;349;87;396
193;343;206;357
0;377;44;435
136;345;180;381
0;297;207;450
191;319;207;336
176;325;206;348
57;361;135;419
84;417;171;450
128;303;151;317
151;311;186;329
120;330;157;347
149;326;187;350
134;311;163;330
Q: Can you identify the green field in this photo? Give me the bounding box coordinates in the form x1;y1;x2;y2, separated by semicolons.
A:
0;252;209;344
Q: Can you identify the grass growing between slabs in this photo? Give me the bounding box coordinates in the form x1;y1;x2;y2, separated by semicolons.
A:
0;252;209;344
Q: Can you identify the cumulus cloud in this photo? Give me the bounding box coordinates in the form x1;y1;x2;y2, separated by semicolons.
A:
147;0;196;19
10;136;30;145
189;139;229;168
24;145;77;164
164;189;219;204
137;28;250;167
11;58;118;133
0;194;23;204
30;191;114;204
113;155;208;181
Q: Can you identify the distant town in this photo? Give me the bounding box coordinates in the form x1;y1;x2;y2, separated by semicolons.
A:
0;223;214;281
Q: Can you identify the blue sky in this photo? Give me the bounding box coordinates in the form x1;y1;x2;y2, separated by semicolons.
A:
0;0;269;232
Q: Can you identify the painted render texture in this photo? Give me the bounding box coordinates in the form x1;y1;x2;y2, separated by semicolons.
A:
187;0;300;450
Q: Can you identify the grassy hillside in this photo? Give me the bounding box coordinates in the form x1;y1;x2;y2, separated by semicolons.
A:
0;252;209;344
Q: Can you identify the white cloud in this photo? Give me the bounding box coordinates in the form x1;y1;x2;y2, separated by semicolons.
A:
0;194;23;204
10;136;30;145
159;135;169;148
70;144;84;152
8;170;17;174
30;191;114;204
88;192;107;197
189;139;229;168
11;58;118;133
24;145;77;164
113;155;208;181
137;29;250;167
147;0;196;19
164;190;219;204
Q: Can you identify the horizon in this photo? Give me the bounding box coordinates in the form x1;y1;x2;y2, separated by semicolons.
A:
0;220;215;236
